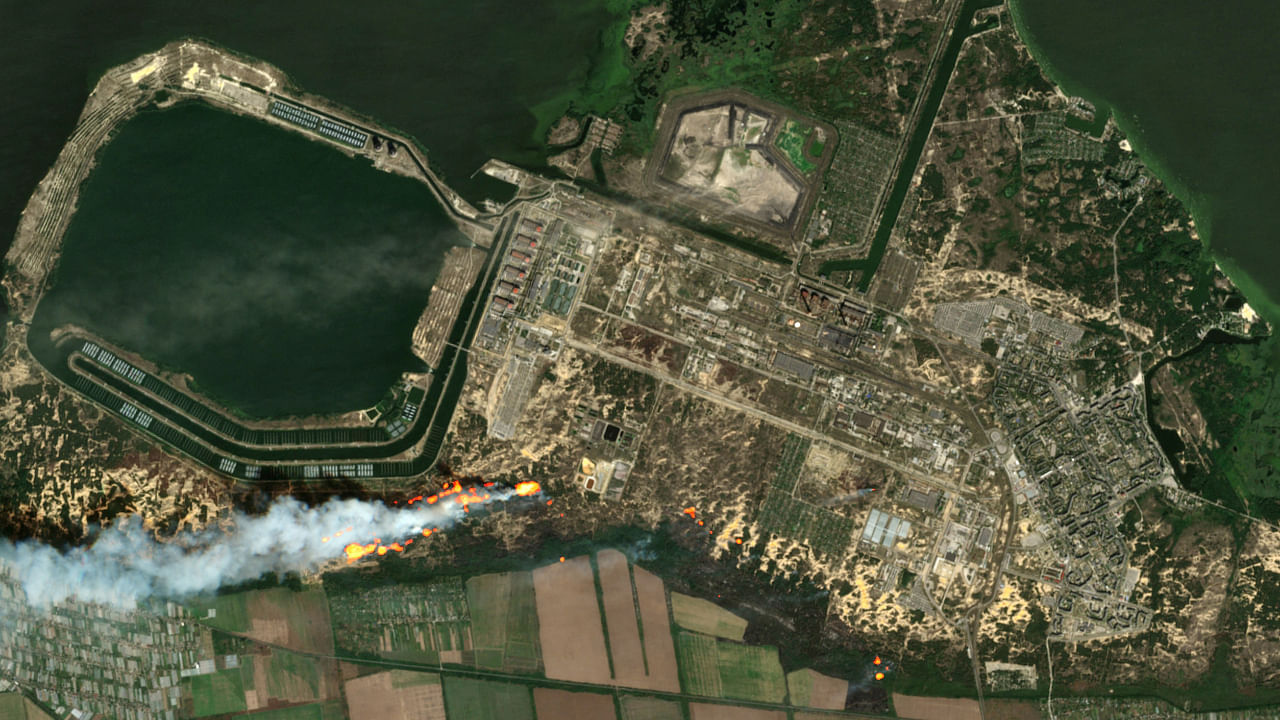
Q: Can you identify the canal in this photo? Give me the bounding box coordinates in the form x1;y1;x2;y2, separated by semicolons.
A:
819;0;1003;291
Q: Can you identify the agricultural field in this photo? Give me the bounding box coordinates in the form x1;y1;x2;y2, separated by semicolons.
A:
193;587;334;655
0;693;50;720
598;549;647;685
232;702;346;720
676;632;724;698
717;642;787;703
0;695;23;720
441;678;533;720
186;638;340;715
597;550;681;691
670;593;748;641
189;667;247;717
632;566;680;692
620;695;682;720
533;689;617;720
676;630;787;704
769;433;811;491
756;486;856;557
466;571;541;673
343;670;445;720
191;593;250;633
261;649;328;704
892;694;982;720
689;704;785;720
329;578;472;664
534;555;612;684
786;668;848;710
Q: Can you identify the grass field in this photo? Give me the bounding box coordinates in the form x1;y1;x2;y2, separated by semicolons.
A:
467;573;510;653
620;695;682;720
234;701;346;720
676;632;723;697
265;650;323;702
442;677;533;720
774;119;818;174
190;667;247;717
194;587;334;654
718;642;787;703
787;668;847;709
505;571;540;670
466;571;541;672
788;667;814;706
0;694;26;720
344;670;445;720
189;592;251;633
248;588;335;654
240;653;256;691
670;593;748;641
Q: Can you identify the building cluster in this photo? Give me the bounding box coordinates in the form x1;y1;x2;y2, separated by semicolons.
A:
0;572;205;720
479;198;607;448
994;368;1164;640
604;232;976;485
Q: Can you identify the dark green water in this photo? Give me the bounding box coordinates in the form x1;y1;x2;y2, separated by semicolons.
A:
0;0;631;256
30;102;467;418
1012;1;1280;521
1010;0;1280;322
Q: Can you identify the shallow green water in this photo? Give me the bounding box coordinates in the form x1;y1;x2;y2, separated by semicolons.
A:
1010;0;1280;322
30;102;467;418
0;0;632;252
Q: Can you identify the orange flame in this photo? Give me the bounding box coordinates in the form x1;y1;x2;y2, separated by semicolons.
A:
344;542;377;563
335;480;535;564
875;672;885;681
682;507;697;519
345;539;407;563
873;656;882;665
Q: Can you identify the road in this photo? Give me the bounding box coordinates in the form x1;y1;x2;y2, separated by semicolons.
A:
962;619;987;719
562;335;973;497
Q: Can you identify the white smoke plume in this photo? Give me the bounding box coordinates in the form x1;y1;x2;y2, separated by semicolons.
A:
0;492;508;609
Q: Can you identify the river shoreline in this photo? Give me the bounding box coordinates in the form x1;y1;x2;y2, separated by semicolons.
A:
1008;0;1280;329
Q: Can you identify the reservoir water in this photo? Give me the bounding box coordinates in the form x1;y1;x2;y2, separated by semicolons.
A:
0;0;631;257
30;102;467;418
1010;0;1280;321
1011;0;1280;517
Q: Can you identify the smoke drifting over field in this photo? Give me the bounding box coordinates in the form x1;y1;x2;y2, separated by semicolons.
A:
0;492;508;609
